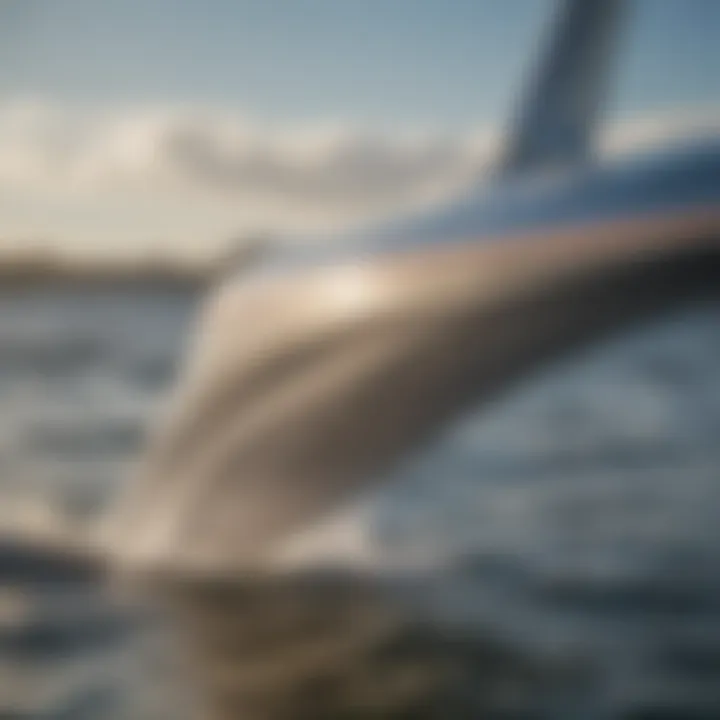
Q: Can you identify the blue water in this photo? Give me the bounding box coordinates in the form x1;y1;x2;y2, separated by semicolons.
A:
0;283;718;718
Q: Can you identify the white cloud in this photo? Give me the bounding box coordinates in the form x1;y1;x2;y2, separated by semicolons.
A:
600;110;720;156
0;101;494;213
0;99;717;255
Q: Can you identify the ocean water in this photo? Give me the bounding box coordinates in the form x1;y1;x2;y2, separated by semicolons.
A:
0;283;199;720
0;282;718;718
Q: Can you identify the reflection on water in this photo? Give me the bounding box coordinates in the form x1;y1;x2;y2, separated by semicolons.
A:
0;283;718;718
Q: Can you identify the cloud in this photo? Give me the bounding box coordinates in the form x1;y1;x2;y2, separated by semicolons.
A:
600;110;720;156
0;101;495;222
0;99;718;248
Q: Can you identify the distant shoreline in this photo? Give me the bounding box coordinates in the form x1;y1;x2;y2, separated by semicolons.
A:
0;267;208;290
0;238;270;289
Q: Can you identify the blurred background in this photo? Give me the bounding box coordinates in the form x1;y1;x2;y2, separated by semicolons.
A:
0;0;718;718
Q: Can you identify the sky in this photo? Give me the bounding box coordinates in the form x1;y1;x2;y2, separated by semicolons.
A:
0;0;718;260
